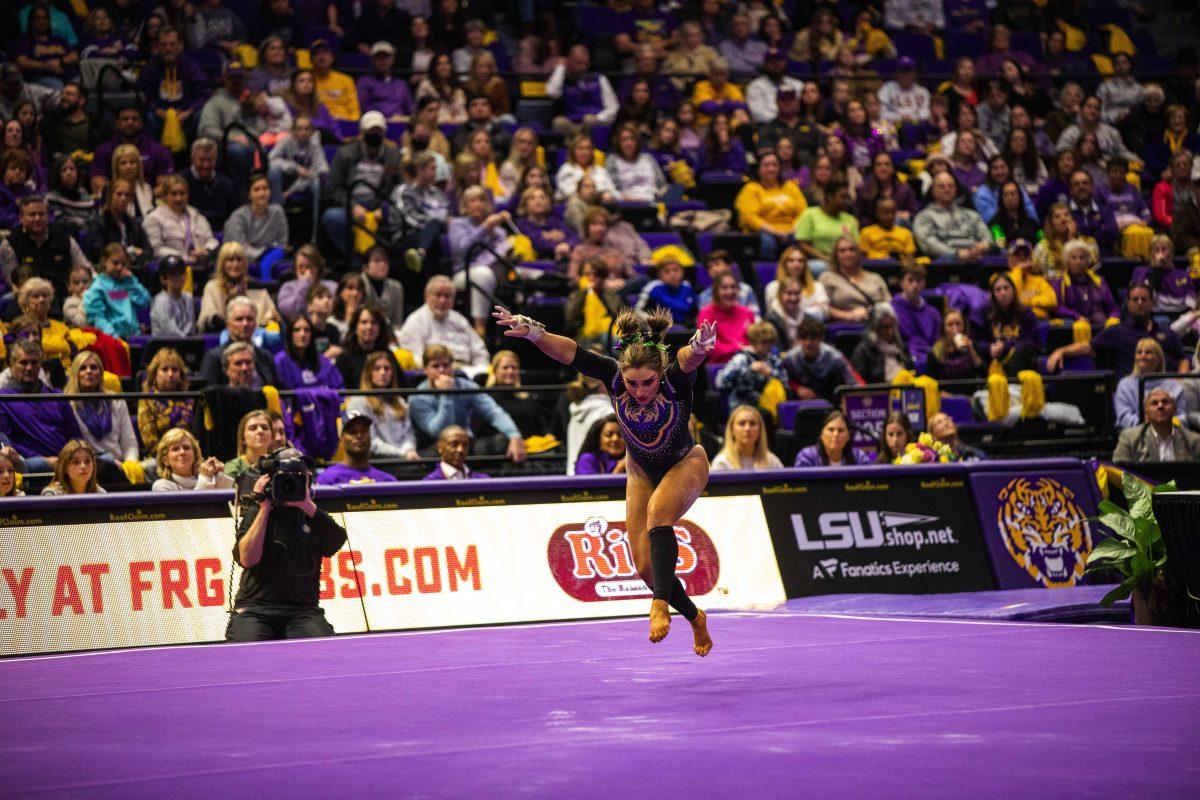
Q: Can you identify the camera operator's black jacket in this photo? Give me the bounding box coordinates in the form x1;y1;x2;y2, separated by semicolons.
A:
233;504;347;609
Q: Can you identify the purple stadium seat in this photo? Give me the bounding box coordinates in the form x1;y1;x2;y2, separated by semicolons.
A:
945;32;986;62
754;261;777;287
641;232;686;252
777;400;834;432
335;119;359;140
575;4;621;39
891;32;937;62
940;394;974;425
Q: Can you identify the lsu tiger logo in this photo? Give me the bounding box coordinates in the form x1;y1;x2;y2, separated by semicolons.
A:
996;477;1092;587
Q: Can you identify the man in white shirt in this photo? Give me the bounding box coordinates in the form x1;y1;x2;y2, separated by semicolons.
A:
745;49;804;125
423;425;490;480
396;275;491;376
1113;389;1200;463
878;57;931;124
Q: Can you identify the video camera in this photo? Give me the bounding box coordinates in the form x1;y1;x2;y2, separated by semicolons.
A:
258;448;315;504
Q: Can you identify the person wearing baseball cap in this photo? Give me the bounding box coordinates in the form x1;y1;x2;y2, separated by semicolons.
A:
745;46;804;123
197;60;256;188
358;41;415;122
309;36;361;121
1006;238;1059;320
319;106;403;260
878;55;931;125
150;255;195;336
315;411;397;485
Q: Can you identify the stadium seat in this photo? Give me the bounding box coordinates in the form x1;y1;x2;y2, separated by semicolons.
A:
890;32;937;62
777;399;833;432
945;32;987;62
940;394;975;426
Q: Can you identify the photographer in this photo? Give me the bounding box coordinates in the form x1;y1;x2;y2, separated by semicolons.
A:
227;447;347;642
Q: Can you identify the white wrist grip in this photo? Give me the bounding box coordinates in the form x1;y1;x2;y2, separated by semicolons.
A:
511;315;545;341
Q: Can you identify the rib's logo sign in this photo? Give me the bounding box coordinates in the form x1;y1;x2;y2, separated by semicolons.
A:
547;517;720;602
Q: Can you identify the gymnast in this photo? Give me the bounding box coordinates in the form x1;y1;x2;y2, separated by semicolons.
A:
494;304;717;656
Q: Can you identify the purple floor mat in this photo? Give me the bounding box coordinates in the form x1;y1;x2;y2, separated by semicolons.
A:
785;585;1131;623
2;611;1199;799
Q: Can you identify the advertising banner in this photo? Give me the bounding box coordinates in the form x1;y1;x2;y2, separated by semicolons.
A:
969;469;1099;590
760;470;995;597
0;488;785;656
842;387;927;457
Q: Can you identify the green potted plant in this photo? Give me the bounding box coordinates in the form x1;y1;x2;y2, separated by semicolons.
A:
1085;477;1179;625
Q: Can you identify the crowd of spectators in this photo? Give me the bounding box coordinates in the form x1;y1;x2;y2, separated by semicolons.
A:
0;0;1198;498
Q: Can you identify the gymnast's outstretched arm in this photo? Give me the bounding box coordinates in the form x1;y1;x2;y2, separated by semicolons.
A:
676;320;718;373
492;305;578;365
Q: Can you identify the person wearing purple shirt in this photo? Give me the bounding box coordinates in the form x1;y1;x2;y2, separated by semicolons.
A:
891;265;942;371
514;186;578;259
617;47;681;114
273;314;345;390
1047;284;1187;377
614;0;678;58
357;42;415;121
90;104;176;192
574;415;626;476
12;5;77;90
1066;170;1118;253
973;24;1038;77
315;413;397;486
135;27;210;135
0;339;83;472
972;273;1041;375
793;411;870;467
1053;241;1120;327
1131;237;1197;317
422;426;490;481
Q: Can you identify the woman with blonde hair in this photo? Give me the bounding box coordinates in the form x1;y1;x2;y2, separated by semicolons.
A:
498;127;541;199
110;143;154;219
764;245;829;315
41;440;105;495
137;347;193;454
152;427;235;491
14;277;87;369
345;351;419;460
1032;203;1099;280
143;174;218;262
64;350;139;478
1112;338;1187;429
463;50;512;120
197;240;281;331
485;349;548;437
711;405;783;471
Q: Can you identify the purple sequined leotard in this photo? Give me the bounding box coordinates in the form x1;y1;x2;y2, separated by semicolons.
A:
572;348;697;484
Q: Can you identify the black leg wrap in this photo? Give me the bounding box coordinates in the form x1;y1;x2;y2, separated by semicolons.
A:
648;525;698;621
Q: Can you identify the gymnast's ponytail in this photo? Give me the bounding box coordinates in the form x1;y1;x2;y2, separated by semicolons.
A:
614;307;672;374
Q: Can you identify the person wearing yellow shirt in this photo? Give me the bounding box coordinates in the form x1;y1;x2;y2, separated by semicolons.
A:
858;197;916;259
691;58;747;127
311;39;361;122
734;152;807;258
1007;239;1058;320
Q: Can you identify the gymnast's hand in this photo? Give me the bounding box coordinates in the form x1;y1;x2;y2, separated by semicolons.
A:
492;306;545;341
691;320;718;355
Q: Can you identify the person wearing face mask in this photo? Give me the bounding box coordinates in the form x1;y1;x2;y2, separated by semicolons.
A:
321;110;403;261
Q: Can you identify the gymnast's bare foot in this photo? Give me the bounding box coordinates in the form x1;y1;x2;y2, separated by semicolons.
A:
690;609;712;657
649;599;671;643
